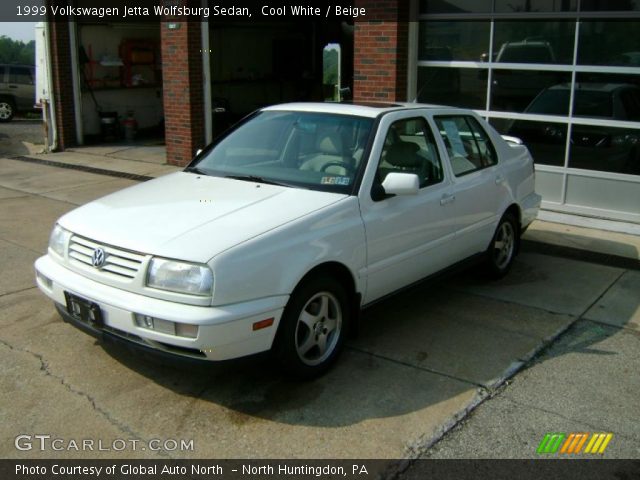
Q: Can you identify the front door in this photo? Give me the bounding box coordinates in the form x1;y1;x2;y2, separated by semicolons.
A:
359;112;457;304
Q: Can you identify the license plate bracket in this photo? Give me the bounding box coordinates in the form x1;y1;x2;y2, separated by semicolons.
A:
64;292;104;329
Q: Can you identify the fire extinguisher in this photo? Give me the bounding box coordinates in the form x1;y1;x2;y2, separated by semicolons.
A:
123;111;138;142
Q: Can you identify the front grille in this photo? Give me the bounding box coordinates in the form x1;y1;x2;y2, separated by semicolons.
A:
68;235;145;279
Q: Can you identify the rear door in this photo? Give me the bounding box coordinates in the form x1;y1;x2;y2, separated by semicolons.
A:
359;111;457;304
433;114;505;258
7;66;35;111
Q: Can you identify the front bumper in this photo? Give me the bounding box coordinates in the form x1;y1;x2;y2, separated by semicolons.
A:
35;255;287;361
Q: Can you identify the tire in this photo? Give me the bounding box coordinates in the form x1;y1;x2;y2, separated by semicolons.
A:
274;275;350;379
0;99;15;122
485;213;518;279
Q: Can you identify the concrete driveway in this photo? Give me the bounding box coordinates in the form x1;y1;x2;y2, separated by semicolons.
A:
0;156;637;460
0;120;43;158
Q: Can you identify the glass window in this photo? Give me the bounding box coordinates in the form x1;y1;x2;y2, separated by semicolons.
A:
435;116;497;176
419;21;490;62
493;21;575;64
491;70;571;113
494;0;577;12
9;67;33;85
574;73;640;121
420;0;492;14
377;118;444;188
467;116;498;166
417;67;487;109
491;118;568;167
580;0;640;11
578;21;640;66
568;125;640;175
0;66;5;80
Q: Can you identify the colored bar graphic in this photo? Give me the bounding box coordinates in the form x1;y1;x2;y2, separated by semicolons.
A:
560;433;589;454
584;433;614;454
540;433;613;455
537;433;566;454
598;433;613;454
574;433;589;453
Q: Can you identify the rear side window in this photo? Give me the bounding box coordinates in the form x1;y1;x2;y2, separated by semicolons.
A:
9;67;33;85
435;116;497;177
0;66;5;81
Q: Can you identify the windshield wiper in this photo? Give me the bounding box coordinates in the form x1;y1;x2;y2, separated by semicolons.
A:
184;166;209;175
224;174;291;187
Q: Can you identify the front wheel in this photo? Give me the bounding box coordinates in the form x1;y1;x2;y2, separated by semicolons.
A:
274;275;350;379
485;213;518;279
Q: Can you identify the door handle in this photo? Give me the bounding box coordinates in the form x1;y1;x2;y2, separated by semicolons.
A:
495;174;505;185
440;193;455;205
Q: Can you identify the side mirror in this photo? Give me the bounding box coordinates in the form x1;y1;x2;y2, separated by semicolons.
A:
381;172;419;196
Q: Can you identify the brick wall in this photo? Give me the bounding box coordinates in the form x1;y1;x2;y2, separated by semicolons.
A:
47;20;76;150
353;0;409;102
160;21;205;166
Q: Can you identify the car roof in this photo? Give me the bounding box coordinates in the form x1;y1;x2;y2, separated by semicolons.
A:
545;83;639;93
262;102;458;118
500;40;551;49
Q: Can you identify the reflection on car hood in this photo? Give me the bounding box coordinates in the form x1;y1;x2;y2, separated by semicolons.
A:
59;172;346;262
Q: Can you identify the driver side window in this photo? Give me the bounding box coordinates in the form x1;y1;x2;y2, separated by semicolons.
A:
377;117;444;188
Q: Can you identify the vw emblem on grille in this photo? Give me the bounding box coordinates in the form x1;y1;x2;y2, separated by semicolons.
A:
91;248;107;268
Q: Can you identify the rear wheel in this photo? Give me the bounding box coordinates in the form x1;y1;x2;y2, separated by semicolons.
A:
274;275;350;379
485;213;518;278
0;99;15;122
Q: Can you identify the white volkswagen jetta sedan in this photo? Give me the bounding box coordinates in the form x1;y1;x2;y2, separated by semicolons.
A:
35;102;540;377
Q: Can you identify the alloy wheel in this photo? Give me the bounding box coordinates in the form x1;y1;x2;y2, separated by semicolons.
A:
294;291;342;366
0;102;13;121
493;220;515;270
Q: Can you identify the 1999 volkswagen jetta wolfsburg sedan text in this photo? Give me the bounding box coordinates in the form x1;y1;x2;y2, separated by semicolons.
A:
35;103;541;377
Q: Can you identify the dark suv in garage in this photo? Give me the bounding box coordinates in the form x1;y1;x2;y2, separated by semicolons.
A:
0;64;36;122
508;83;640;174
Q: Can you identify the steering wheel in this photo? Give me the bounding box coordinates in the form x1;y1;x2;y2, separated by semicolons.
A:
320;161;354;174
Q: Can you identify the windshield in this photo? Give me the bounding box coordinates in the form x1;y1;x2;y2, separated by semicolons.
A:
189;111;374;194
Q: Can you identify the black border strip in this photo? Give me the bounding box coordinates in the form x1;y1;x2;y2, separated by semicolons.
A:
3;459;640;480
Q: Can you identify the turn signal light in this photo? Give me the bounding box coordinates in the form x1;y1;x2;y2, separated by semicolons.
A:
252;318;274;331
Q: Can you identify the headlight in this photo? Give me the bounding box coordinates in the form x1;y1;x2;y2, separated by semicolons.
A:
49;224;70;258
146;258;213;296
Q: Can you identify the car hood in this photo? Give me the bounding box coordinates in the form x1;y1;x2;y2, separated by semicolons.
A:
59;172;347;262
